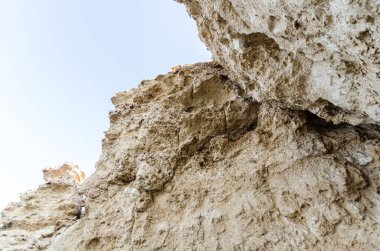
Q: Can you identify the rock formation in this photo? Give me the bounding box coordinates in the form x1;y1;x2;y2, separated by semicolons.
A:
1;0;380;250
43;63;379;250
178;0;380;125
0;163;85;250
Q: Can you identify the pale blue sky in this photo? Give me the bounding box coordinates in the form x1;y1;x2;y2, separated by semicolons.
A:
0;0;210;209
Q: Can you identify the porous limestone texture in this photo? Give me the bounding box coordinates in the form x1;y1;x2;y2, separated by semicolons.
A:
0;163;85;251
43;63;380;250
1;2;380;248
178;0;380;125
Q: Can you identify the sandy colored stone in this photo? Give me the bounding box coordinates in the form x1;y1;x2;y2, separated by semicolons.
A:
1;1;380;250
44;63;380;250
178;0;380;125
0;163;84;251
43;163;85;184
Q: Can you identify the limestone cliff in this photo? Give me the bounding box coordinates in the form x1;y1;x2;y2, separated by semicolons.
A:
178;0;380;125
44;63;379;250
1;0;380;250
0;163;85;250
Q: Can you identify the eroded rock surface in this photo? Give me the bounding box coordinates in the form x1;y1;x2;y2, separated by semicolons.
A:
1;1;380;250
0;163;85;251
178;0;380;125
45;63;380;250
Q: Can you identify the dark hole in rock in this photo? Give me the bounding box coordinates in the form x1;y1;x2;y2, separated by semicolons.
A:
294;20;301;29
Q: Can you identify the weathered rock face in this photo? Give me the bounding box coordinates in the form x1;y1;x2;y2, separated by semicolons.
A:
1;1;380;250
43;63;379;250
178;0;380;125
0;163;84;251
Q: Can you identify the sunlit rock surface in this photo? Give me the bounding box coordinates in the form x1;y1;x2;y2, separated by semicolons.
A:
47;64;379;250
0;163;84;251
1;0;380;250
178;0;380;125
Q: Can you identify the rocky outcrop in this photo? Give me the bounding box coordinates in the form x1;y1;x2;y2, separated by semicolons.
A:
177;0;380;125
0;163;85;251
44;63;379;250
1;1;379;250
